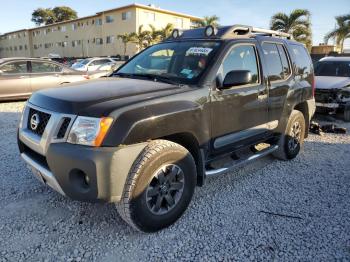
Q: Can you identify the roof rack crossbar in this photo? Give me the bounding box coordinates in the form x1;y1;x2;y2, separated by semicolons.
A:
251;27;292;39
227;25;292;40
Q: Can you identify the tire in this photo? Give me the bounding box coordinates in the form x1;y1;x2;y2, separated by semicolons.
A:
344;105;350;122
116;140;196;232
273;110;306;160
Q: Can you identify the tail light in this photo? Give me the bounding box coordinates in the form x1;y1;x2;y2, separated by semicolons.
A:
312;75;315;97
83;74;90;80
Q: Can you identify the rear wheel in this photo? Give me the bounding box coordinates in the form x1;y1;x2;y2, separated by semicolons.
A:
344;104;350;122
273;110;306;160
116;140;196;232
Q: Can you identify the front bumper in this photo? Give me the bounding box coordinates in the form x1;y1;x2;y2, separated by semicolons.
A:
18;103;147;203
19;136;147;203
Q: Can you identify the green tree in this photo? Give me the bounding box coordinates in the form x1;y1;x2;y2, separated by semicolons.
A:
31;6;77;26
148;24;161;45
158;23;174;41
52;6;77;23
133;25;151;51
117;33;137;56
324;14;350;53
31;8;56;26
270;9;312;49
195;15;220;27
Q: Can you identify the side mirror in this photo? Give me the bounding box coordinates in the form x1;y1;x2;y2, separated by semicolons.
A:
221;70;252;89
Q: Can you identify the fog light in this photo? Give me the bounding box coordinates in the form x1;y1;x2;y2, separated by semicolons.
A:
70;169;90;192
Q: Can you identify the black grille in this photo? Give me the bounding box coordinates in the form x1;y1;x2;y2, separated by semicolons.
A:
315;90;338;103
27;108;51;136
57;118;71;139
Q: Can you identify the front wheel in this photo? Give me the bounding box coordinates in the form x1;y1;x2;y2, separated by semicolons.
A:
273;110;306;160
116;140;196;232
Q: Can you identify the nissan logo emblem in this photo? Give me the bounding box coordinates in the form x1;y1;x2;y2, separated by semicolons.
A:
30;113;40;131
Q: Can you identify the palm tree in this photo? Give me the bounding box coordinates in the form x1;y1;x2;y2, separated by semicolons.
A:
148;24;161;45
324;14;350;53
270;9;312;49
117;33;136;56
158;23;174;41
195;15;220;28
133;25;151;51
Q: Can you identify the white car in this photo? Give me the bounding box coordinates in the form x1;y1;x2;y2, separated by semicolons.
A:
314;56;350;121
71;57;115;72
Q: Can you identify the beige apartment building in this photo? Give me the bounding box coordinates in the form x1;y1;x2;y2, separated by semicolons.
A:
0;3;201;58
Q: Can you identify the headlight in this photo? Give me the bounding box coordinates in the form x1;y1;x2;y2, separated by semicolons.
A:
67;116;113;147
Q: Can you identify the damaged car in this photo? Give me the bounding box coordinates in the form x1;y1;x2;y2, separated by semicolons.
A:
314;56;350;121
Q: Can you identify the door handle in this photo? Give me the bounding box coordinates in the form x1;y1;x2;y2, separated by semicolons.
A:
19;76;27;79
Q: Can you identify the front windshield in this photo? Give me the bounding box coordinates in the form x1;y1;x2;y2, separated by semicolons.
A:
315;61;350;77
116;41;222;85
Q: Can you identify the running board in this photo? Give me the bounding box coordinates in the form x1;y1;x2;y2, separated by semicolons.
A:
205;145;278;177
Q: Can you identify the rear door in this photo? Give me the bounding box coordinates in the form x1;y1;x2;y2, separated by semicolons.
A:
260;42;293;124
0;60;31;99
29;61;64;92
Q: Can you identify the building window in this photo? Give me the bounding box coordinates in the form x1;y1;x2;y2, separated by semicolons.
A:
105;15;114;23
144;11;155;21
96;19;103;26
72;24;77;31
106;35;115;44
61;26;66;32
19;45;23;50
96;38;103;45
122;11;132;20
25;45;27;50
72;40;81;47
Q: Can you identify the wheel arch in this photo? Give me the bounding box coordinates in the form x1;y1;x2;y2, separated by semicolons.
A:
294;101;310;138
159;132;206;187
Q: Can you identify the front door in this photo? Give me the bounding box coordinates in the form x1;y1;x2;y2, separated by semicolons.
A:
0;60;31;99
210;43;269;154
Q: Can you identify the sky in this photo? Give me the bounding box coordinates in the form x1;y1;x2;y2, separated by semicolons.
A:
0;0;349;47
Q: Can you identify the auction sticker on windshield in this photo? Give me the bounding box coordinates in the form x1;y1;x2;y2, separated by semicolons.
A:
186;47;213;56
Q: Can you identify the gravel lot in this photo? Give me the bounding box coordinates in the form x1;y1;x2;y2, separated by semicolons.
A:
0;101;349;261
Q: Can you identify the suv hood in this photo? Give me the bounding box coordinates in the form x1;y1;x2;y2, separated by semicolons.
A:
315;76;350;90
29;78;187;116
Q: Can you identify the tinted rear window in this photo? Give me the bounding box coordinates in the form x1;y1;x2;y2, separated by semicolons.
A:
290;44;313;77
315;61;350;77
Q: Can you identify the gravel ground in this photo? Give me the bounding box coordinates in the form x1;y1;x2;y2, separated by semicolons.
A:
0;101;349;261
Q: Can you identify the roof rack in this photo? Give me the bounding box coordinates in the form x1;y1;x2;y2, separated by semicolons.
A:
226;25;292;39
166;25;293;41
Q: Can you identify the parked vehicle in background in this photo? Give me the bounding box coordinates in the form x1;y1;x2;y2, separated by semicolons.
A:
89;61;125;79
71;57;116;72
314;56;350;121
18;25;315;232
0;58;89;101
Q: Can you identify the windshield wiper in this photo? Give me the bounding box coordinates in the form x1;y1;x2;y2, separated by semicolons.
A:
113;72;181;85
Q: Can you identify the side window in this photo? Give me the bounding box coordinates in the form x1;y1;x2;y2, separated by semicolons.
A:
290;45;312;78
31;62;62;73
276;44;291;78
262;43;284;82
0;61;28;74
219;45;259;85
